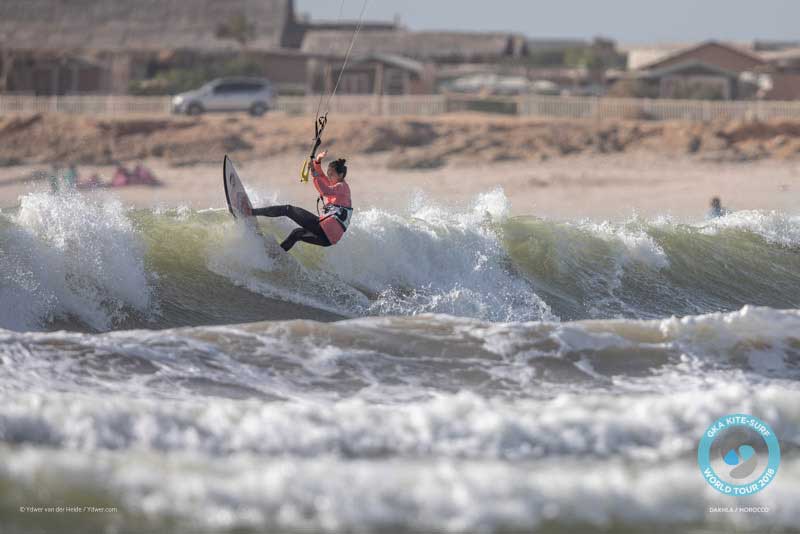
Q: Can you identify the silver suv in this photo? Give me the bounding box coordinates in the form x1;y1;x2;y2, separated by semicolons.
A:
171;77;275;116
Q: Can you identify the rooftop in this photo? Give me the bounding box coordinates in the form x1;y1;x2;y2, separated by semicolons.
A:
637;40;765;72
0;0;293;51
302;30;525;61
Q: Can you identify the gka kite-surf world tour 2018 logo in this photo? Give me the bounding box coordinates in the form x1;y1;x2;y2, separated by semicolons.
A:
698;414;780;496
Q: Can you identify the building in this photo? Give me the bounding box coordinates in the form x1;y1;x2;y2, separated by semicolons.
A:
639;41;765;75
302;32;610;95
0;0;414;96
757;48;800;100
302;31;529;64
628;41;800;101
0;0;624;99
0;0;306;94
301;30;535;96
623;41;774;100
761;48;800;74
638;62;746;100
622;43;690;71
314;54;434;95
753;40;800;52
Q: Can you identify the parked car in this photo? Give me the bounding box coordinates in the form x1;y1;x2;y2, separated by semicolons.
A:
171;77;275;116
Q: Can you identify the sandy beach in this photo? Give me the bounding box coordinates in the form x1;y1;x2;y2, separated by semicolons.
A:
2;114;799;219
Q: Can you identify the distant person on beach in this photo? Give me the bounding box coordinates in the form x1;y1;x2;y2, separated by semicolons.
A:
63;164;78;188
110;162;161;187
708;196;728;218
251;150;353;251
48;164;60;193
49;163;78;193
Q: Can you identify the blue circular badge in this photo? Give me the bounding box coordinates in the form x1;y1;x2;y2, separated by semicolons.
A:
698;413;780;496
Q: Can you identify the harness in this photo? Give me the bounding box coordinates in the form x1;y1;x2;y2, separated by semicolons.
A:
320;202;353;231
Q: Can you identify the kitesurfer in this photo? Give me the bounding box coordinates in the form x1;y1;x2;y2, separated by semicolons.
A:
252;151;352;251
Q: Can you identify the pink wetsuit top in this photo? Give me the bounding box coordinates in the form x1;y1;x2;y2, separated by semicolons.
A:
311;160;352;245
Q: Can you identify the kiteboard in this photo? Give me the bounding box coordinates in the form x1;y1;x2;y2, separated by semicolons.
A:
223;154;256;224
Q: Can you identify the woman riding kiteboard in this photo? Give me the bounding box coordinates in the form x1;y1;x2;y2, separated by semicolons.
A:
252;150;352;251
251;0;365;252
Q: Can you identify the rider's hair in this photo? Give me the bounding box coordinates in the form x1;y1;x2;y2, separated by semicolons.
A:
329;158;347;179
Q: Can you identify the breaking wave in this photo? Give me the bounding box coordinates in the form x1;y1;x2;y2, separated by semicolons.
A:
2;189;800;331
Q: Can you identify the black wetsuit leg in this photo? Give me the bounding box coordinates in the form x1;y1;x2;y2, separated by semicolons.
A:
252;205;331;251
280;227;331;251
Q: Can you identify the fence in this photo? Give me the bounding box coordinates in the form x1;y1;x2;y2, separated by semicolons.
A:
0;95;171;115
272;94;448;116
3;93;800;121
517;94;800;121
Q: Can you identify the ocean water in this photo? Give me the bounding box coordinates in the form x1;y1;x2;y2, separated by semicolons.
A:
1;189;799;533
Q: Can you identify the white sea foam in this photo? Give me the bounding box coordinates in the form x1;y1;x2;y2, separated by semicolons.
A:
205;218;369;316
700;209;800;246
1;304;799;532
0;192;151;331
2;307;798;404
323;188;553;321
0;386;797;532
0;380;796;459
582;219;669;271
